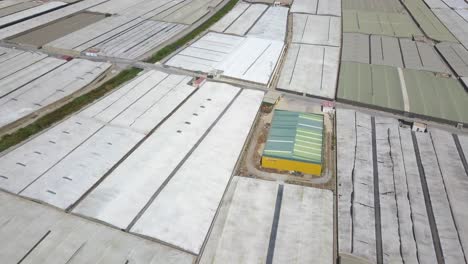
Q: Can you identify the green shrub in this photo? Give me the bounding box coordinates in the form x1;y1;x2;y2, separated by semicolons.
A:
0;67;142;152
145;0;239;63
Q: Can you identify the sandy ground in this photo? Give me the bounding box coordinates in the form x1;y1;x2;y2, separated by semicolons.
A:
237;94;337;191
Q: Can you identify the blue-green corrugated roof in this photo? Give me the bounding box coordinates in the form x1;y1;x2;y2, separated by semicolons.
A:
263;110;324;164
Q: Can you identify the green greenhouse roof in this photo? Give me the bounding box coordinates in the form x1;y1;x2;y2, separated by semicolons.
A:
263;110;324;164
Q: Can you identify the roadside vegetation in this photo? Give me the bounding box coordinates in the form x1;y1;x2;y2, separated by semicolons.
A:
0;67;142;153
145;0;239;63
0;0;240;151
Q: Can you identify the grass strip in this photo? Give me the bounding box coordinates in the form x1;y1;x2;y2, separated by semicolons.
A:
0;0;239;151
0;67;142;153
145;0;239;63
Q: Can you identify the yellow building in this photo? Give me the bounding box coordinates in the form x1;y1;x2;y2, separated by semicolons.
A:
261;110;324;175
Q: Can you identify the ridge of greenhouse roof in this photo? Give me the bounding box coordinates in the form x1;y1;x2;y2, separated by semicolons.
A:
263;110;324;164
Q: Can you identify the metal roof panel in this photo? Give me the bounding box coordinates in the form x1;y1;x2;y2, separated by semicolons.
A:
422;0;449;8
441;0;468;9
277;44;339;99
292;14;341;47
342;33;370;64
403;68;468;123
338;62;468;124
263;110;324;164
343;0;405;12
400;39;450;73
404;0;457;42
290;0;341;16
436;42;468;77
343;34;450;73
433;8;468;49
338;62;404;110
247;6;289;41
456;9;468;22
370;35;404;68
343;10;422;38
